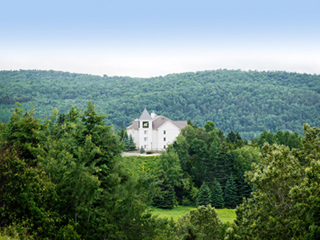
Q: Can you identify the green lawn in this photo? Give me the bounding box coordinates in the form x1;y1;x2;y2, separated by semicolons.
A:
149;206;236;223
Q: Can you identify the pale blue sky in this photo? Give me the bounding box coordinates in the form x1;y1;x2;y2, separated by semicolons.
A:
1;0;319;77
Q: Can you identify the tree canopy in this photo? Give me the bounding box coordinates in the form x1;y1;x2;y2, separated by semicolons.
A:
1;69;320;139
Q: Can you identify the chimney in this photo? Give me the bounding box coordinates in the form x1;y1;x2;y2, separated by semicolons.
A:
151;111;156;118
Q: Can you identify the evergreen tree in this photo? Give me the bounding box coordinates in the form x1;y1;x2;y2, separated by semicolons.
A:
226;130;237;143
140;145;145;153
197;182;211;206
211;181;224;209
212;142;234;188
235;172;252;205
128;134;136;150
152;171;175;209
122;135;129;151
224;174;237;208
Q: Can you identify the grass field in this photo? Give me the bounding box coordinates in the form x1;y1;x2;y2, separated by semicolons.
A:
149;206;236;223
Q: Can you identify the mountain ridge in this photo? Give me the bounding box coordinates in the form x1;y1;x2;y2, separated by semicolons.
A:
1;69;319;139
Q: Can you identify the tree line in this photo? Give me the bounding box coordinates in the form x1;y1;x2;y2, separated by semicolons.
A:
1;102;319;239
1;69;320;139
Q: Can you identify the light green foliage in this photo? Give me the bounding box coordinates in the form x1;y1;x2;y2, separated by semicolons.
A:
157;146;183;187
176;205;223;240
290;124;320;238
232;146;260;174
226;124;320;239
151;206;235;224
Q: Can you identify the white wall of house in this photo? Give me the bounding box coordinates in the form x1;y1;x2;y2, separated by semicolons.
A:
158;121;181;150
152;129;159;151
127;109;187;151
138;119;152;150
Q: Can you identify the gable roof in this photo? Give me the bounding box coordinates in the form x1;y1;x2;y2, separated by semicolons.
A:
152;115;187;129
127;109;187;130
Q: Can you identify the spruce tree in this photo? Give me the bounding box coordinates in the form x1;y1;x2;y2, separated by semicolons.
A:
224;174;237;208
152;171;175;209
211;181;224;209
140;146;145;153
235;171;252;205
197;182;211;206
128;134;136;150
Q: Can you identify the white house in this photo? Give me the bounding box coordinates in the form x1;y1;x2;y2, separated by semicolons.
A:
127;108;187;151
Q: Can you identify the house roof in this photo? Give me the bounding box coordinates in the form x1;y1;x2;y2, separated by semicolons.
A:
139;108;152;120
127;109;187;130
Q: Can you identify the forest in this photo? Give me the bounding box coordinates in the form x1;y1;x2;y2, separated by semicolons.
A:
1;102;319;239
1;69;320;139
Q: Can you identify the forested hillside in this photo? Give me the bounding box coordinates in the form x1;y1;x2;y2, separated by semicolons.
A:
1;69;319;139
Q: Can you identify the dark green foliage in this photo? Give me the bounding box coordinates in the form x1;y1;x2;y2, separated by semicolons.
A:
128;134;136;150
211;143;234;188
204;120;215;132
140;145;145;153
235;172;252;204
254;129;303;149
211;181;224;209
1;69;320;139
197;182;211;206
224;174;237;208
0;103;169;239
153;172;175;209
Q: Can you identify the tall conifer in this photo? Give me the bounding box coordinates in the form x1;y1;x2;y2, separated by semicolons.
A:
211;181;224;209
224;174;237;208
197;182;211;206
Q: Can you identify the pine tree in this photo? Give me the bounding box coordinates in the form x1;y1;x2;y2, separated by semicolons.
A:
197;182;211;206
211;181;224;209
224;174;237;208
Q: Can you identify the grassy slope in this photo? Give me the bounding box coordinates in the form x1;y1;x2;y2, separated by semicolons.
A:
150;206;236;223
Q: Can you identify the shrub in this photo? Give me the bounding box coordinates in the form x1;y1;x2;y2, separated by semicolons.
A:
140;146;145;153
176;205;223;240
146;150;155;154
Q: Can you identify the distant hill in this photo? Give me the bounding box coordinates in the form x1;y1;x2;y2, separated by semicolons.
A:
1;69;319;139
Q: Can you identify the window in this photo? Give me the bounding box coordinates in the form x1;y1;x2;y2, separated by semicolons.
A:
144;145;147;149
144;130;148;135
142;121;149;128
144;137;148;141
163;137;166;141
163;130;166;135
164;145;166;149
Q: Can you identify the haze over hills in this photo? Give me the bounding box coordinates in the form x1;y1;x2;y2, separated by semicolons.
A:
1;69;319;139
